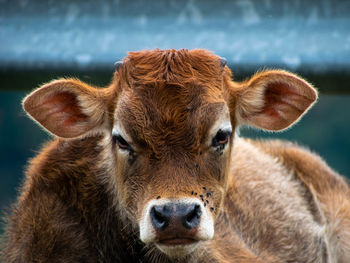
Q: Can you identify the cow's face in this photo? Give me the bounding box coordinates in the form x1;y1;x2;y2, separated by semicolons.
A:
110;51;234;257
112;81;232;257
22;49;317;259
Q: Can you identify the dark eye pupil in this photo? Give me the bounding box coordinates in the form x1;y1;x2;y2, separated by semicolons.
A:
113;135;130;150
215;131;227;142
212;130;230;148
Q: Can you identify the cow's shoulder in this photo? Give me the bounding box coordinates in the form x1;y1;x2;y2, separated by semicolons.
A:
244;138;348;193
223;137;330;261
234;138;350;262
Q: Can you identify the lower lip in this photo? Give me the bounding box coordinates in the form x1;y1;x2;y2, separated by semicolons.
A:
158;238;196;246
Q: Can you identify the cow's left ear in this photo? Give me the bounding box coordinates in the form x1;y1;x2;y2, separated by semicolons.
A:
23;78;107;138
228;70;318;131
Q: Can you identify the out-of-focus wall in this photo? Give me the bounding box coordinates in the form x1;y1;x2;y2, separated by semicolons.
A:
1;0;350;92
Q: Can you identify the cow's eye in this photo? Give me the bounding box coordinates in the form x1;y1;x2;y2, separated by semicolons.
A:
212;130;231;149
113;135;133;151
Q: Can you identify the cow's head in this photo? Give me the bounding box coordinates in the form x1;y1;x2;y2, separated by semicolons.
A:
23;49;317;259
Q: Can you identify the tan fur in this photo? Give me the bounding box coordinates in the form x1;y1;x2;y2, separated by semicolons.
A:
2;49;349;263
249;139;350;263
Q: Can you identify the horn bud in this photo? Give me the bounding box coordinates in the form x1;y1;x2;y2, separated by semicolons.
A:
114;60;123;70
219;57;227;67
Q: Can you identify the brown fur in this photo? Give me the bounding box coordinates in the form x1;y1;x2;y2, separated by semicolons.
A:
2;49;349;263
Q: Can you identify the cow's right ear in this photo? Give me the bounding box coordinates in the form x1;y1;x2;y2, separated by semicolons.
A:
23;79;107;138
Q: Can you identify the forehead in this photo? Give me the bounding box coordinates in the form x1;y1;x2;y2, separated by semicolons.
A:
114;49;229;154
117;84;227;149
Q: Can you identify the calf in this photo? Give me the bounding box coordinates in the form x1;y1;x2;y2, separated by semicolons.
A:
2;49;350;263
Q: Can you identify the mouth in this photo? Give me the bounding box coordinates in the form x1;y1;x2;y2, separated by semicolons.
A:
155;239;200;258
157;238;197;246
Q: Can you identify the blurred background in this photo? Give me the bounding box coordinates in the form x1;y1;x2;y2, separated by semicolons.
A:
1;0;350;235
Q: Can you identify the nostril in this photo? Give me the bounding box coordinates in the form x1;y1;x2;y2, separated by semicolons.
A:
152;207;165;223
186;205;201;222
150;205;171;230
183;204;201;229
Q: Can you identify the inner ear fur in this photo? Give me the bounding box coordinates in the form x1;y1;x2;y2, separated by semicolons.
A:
23;78;108;138
229;70;318;131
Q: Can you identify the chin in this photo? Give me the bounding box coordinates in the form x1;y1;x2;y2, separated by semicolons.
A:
156;241;200;258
